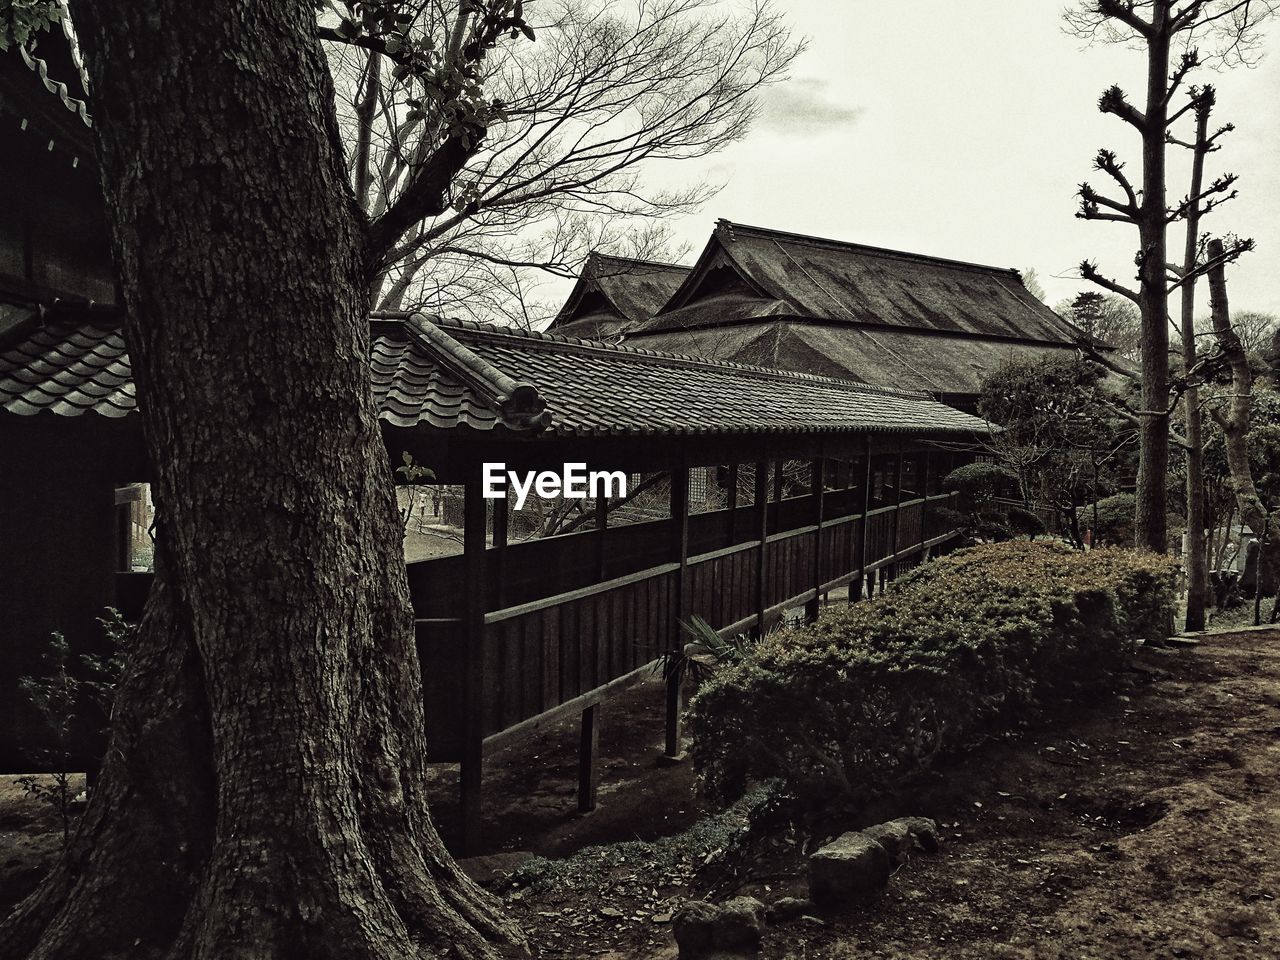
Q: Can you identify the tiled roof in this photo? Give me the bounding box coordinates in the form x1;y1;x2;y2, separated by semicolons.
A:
0;314;132;417
374;315;988;437
637;220;1082;346
2;312;989;438
16;4;92;129
546;252;691;338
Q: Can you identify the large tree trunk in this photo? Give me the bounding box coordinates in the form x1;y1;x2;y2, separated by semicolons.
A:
1134;9;1171;553
1206;239;1280;605
0;3;525;958
1180;100;1211;631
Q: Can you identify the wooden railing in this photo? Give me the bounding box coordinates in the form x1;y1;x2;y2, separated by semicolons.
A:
411;491;959;759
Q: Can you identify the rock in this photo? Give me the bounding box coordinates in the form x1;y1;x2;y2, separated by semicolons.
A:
899;816;941;853
860;819;913;865
456;850;534;888
808;832;890;908
672;897;765;957
765;896;813;924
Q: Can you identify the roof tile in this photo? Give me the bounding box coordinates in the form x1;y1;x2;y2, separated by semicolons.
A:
2;316;988;438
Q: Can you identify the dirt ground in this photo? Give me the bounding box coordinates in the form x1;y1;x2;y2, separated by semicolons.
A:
494;630;1280;958
2;630;1277;959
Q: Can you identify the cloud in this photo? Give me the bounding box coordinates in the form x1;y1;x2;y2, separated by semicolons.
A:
755;78;864;135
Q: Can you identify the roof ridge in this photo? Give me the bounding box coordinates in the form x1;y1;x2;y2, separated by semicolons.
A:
431;315;935;402
404;314;551;431
588;251;690;272
716;219;1022;278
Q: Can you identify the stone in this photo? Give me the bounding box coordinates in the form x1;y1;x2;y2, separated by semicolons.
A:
672;897;766;957
899;816;941;853
456;850;535;888
765;896;813;924
860;819;914;865
808;831;891;908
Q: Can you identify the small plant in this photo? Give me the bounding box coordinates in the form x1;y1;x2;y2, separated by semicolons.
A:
656;615;759;686
17;632;79;844
17;609;130;845
84;608;131;720
395;450;437;536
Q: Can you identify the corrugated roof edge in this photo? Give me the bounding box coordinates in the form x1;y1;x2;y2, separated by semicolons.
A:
418;314;951;404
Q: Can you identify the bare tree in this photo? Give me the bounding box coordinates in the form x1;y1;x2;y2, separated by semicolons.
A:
1067;0;1277;553
1205;237;1279;615
1021;267;1048;301
1197;307;1279;354
331;0;799;322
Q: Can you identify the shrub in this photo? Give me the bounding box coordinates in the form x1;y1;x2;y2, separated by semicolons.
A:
687;541;1176;809
1080;493;1136;546
1006;505;1047;539
941;462;1017;514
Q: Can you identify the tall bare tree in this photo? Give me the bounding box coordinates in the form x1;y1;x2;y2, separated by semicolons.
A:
330;0;798;323
0;1;559;957
1204;237;1279;608
1168;85;1239;629
1067;0;1276;553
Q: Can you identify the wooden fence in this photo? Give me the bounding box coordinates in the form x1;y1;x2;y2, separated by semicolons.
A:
408;490;959;761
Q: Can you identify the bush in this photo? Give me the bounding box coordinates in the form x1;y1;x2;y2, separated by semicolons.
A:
687;541;1176;809
1080;493;1135;546
1006;505;1047;538
941;462;1017;513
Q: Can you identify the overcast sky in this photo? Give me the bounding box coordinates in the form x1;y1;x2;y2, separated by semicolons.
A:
637;0;1280;316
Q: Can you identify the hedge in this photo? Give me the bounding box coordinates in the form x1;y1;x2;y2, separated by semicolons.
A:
686;541;1176;807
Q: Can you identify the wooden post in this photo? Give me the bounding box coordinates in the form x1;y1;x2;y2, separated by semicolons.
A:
666;463;690;760
856;438;873;603
460;471;487;855
726;463;739;540
754;460;769;634
806;455;825;621
578;703;600;813
772;456;784;530
595;495;608;580
920;449;931;553
492;494;508;610
889;445;905;584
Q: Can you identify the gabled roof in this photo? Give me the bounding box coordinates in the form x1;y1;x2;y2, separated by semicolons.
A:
546;252;690;340
631;220;1081;346
1;311;989;439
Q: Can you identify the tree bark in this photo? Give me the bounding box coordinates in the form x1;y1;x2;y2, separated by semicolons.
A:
1134;6;1172;553
0;2;525;958
1179;99;1210;631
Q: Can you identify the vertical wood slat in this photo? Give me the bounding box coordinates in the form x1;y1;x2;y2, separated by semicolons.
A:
542;607;559;713
808;457;825;620
668;465;690;758
460;474;487;855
